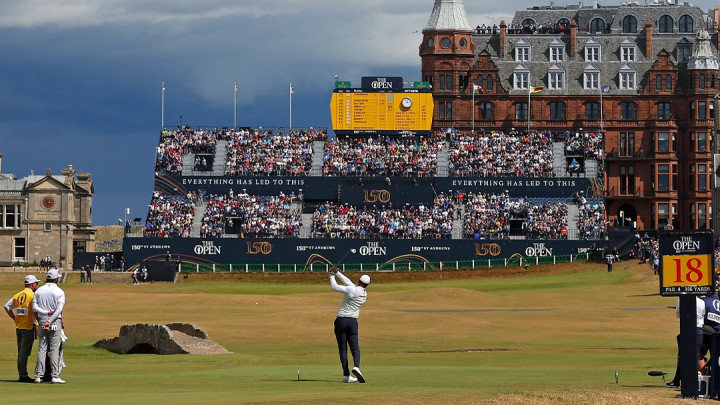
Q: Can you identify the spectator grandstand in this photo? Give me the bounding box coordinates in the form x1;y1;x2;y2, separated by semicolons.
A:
322;136;440;177
143;191;196;238
201;191;302;238
447;130;555;177
225;128;325;176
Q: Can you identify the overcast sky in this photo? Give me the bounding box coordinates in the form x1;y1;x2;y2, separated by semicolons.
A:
1;0;718;225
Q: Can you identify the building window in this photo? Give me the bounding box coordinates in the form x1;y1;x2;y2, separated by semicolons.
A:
620;165;635;194
439;75;453;91
586;44;600;61
700;74;706;89
585;102;600;119
621;45;635;62
13;238;25;262
548;70;565;90
697;164;708;190
621;102;635;120
514;72;529;90
666;75;672;90
550;45;564;62
516;44;530;61
658;103;671;120
583;71;599;89
476;76;483;90
656;75;662;91
694;203;708;229
659;15;674;33
620;132;635;156
678;15;694;33
487;76;493;91
550;102;565;120
590;18;606;34
657;132;670;152
1;204;21;229
477;102;492;120
696;132;708;152
622;15;638;33
438;101;452;120
657;203;670;228
677;42;692;62
515;102;528;120
620;71;636;90
698;101;707;119
657;164;670;191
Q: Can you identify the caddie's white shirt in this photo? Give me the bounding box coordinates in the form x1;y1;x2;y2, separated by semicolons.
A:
32;282;65;324
330;271;367;319
675;296;705;328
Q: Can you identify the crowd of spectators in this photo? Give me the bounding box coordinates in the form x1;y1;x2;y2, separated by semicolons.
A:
155;127;220;174
143;192;196;237
200;190;302;238
311;193;455;239
506;22;570;35
462;192;569;240
576;197;606;240
322;136;440;177
224;129;325;176
447;130;554;177
556;130;604;162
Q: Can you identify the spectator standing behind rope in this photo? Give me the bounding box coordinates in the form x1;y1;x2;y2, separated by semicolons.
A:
32;269;66;384
4;275;40;383
330;267;370;383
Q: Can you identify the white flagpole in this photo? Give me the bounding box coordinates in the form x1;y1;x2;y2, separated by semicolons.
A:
472;87;475;133
289;82;293;130
234;82;238;129
527;83;531;132
161;82;166;129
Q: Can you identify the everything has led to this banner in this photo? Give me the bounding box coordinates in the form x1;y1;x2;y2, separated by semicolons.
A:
659;230;715;296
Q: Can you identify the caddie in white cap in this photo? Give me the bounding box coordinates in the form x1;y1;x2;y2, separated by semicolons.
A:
32;268;66;384
4;274;40;382
329;267;370;383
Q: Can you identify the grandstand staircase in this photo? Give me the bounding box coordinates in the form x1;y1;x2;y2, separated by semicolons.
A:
566;202;580;239
452;205;465;239
181;154;195;176
310;140;324;176
189;201;208;238
584;158;598;178
300;213;313;238
436;147;449;177
552;142;566;177
212;140;228;175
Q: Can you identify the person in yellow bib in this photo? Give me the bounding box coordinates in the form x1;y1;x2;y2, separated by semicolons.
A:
4;275;40;383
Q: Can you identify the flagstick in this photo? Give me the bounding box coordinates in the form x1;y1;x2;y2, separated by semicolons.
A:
289;82;293;130
234;82;238;129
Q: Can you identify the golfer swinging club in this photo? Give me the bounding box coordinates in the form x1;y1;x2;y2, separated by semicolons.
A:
330;266;369;383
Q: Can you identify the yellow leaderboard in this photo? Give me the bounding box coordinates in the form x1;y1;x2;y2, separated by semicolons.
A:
330;91;433;133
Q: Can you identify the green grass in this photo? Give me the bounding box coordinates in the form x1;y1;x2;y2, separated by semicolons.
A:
0;263;694;404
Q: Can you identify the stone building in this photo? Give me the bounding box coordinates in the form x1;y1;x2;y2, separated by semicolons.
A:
420;0;719;231
0;152;95;268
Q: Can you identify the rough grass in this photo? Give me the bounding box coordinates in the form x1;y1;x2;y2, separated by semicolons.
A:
0;260;708;404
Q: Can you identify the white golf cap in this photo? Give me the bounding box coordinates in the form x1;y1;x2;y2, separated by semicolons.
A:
47;269;61;280
24;275;40;285
359;274;371;285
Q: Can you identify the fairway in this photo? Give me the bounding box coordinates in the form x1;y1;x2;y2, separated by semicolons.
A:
0;262;704;404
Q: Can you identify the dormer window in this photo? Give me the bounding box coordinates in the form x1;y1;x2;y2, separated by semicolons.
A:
513;63;530;90
549;38;564;62
585;37;601;62
515;37;530;62
583;63;601;90
621;38;636;62
590;18;606;34
548;63;565;90
622;15;638;33
679;15;693;33
619;63;637;90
